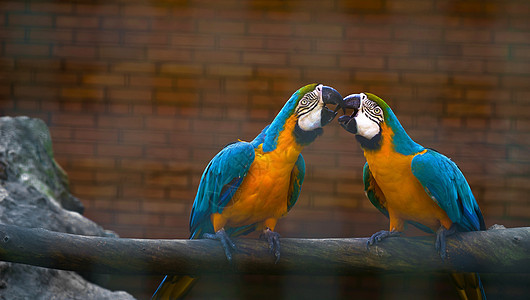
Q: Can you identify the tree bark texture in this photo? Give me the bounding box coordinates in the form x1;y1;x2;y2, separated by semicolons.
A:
0;224;528;276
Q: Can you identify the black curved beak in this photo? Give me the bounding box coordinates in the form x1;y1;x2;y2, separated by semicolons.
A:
338;94;362;134
320;85;344;126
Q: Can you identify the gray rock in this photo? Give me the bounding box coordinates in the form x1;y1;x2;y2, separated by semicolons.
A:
0;116;135;299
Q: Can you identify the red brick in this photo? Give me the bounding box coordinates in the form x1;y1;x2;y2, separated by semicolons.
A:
53;141;95;156
219;36;265;50
64;60;108;71
101;17;150;30
340;56;384;69
352;71;398;83
437;58;484;73
112;62;156;73
154;91;199;104
122;130;167;144
98;116;144;129
225;79;271;92
35;72;77;84
14;85;58;98
315;39;362;54
206;64;252;77
116;213;162;226
256;67;301;79
8;14;53;27
146;48;192;61
5;43;50;57
145;173;189;186
97;144;143;157
61;88;104;99
29;2;73;14
264;38;311;51
54;45;96;58
445;29;492;43
290;53;337;67
453;74;498;87
145;117;191;131
75;4;120;15
194;50;240;63
462;44;509;58
175;78;221;90
122;186;166;199
160;63;203;75
294;24;343;38
346;26;392;40
338;0;384;11
82;74;125;86
197;20;245;34
402;72;449;85
29;29;73;42
129;76;172;88
122;5;168;17
142;201;186;214
151;19;194;32
170;34;215;48
75;30;120;44
248;23;293;36
108;88;152;102
242;52;287;65
99;47;145;60
124;32;169;45
386;0;434;13
72;184;117;198
51;114;95;127
93;199;141;212
73;129;118;142
56;16;99;28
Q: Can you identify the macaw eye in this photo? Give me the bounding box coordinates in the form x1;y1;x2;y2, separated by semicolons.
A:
300;99;309;106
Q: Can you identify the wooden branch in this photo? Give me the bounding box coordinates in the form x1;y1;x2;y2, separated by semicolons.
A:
0;224;528;275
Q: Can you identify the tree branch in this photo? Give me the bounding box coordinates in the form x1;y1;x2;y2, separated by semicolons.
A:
0;224;528;275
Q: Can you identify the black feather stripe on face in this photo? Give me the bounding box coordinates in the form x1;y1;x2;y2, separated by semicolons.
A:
296;90;320;117
361;99;384;124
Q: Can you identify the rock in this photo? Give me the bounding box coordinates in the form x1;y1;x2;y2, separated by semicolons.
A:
0;116;135;299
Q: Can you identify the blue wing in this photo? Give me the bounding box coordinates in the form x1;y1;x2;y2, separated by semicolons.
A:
189;141;255;239
411;149;485;232
287;154;305;212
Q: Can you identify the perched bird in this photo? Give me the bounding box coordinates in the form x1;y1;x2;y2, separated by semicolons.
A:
338;93;486;300
152;83;344;299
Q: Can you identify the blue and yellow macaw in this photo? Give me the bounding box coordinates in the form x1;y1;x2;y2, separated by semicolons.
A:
338;93;486;300
152;83;344;299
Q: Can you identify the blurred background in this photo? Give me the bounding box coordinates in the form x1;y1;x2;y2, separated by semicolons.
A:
0;0;528;299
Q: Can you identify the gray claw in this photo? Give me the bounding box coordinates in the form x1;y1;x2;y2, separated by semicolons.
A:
435;224;457;261
260;228;281;263
366;230;401;249
203;228;237;262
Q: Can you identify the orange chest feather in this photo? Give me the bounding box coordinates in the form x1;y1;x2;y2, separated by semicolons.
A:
221;115;302;227
363;124;447;228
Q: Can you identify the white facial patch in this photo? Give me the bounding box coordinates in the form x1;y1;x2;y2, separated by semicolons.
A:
354;93;383;139
297;84;324;131
355;112;380;139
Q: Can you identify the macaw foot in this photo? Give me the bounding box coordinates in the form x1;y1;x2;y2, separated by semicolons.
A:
435;224;458;261
366;229;401;249
260;228;281;263
203;228;237;262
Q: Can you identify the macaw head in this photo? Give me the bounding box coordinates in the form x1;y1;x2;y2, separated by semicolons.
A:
294;83;344;131
261;83;344;151
338;92;422;154
338;93;391;149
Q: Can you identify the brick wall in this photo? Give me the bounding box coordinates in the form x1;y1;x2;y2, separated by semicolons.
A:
1;0;529;299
